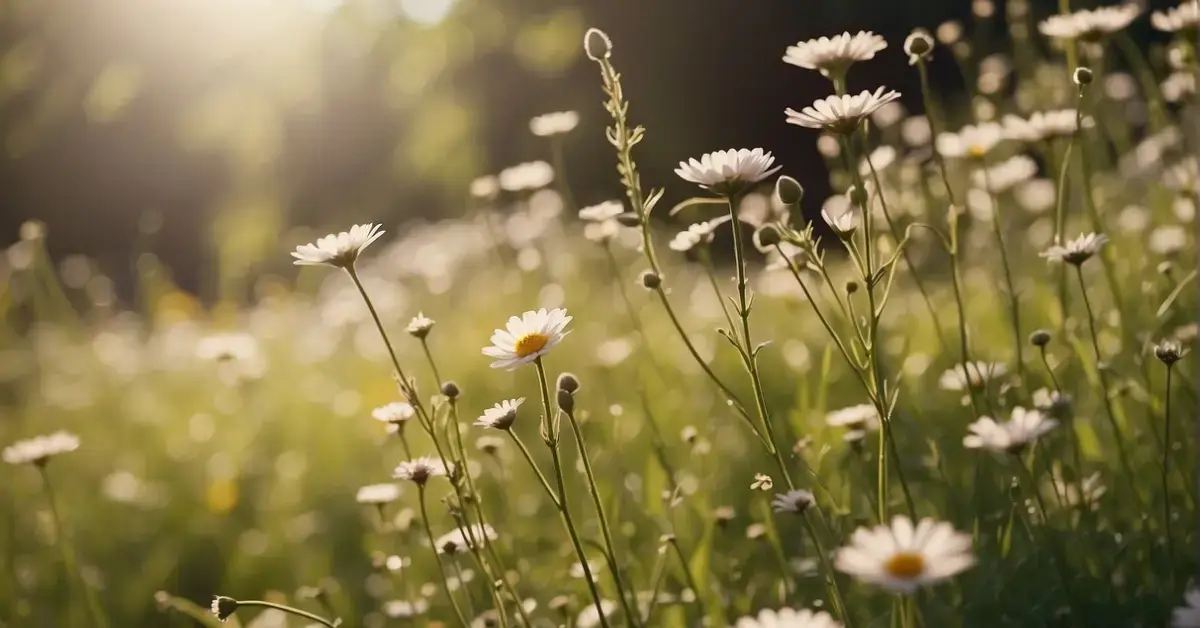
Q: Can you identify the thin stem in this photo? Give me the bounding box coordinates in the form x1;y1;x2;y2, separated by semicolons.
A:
346;266;410;384
420;339;442;387
1014;455;1081;622
668;537;726;626
232;601;340;628
980;164;1025;382
451;559;478;619
508;432;560;509
551;138;578;213
1163;364;1178;593
39;467;108;628
801;514;854;628
699;249;741;336
418;486;471;628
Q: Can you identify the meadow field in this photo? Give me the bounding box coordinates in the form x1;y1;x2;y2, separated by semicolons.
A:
2;2;1199;627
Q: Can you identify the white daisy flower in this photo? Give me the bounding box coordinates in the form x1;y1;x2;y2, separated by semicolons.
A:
674;148;782;195
356;483;402;505
530;111;580;137
406;312;435;338
964;406;1059;453
1039;4;1140;40
384;599;430;618
771;489;816;515
1153;1;1200;32
1040;232;1109;265
434;524;498;555
3;431;80;466
825;403;880;430
578;200;624;222
668;216;732;252
1173;588;1200;626
583;219;620;243
785;88;902;135
1047;470;1107;509
373;402;416;426
1151;225;1189;255
392;456;449;485
499;161;555;192
834;515;975;594
782;31;887;78
822;206;858;237
1162;71;1197;103
1032;388;1073;418
938;361;1007;391
858;145;897;177
576;600;617;628
1002;109;1087;143
735;607;842;628
291;223;385;268
971;155;1037;193
935;122;1005;159
475;398;524;430
482;308;572;370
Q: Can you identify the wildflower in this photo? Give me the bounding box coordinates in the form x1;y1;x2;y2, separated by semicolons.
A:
373;402;416;426
210;596;238;622
1155;339;1187;365
475;398;524;430
469;175;500;200
825;404;880;430
971;155;1037;193
1162;71;1196;103
1048;470;1107;509
904;29;934;65
384;599;430;618
578;200;624;222
714;506;736;527
964;407;1059;453
392;457;449;485
576;599;616;628
1040;232;1109;265
356;483;402;505
1172;588;1200;626
834;516;975;594
668;216;732;252
1032;388;1073;418
530;111;580;137
785;88;902;135
196;332;260;362
584;27;612;62
858;145;897;176
639;270;662;290
746;523;768;540
583;219;620;243
498;161;554;192
482;308;572;370
782;31;887;78
775;175;805;206
3;431;80;466
935;122;1005;159
434;524;498;555
822;206;858;238
674;148;782;196
771;489;816;515
751;473;774;491
1150;225;1189;255
291;223;384;269
735;607;843;628
1029;329;1052;347
938;361;1007;391
406;312;435;339
754;224;782;249
1039;4;1140;40
1153;1;1200;32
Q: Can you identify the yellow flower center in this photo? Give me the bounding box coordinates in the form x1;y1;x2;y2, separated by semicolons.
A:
968;144;986;158
514;332;550;358
883;552;926;580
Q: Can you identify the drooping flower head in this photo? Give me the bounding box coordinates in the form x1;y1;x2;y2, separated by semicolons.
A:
835;516;975;594
3;431;80;466
735;607;843;628
675;149;782;196
783;31;887;79
482;308;572;370
291;224;385;269
434;524;498;555
393;456;449;486
1039;4;1140;40
1040;232;1109;265
963;407;1059;453
475;398;525;430
786;88;902;135
211;596;239;622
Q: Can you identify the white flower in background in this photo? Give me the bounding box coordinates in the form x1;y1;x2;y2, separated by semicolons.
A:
469;175;500;199
373;402;416;426
1040;232;1109;265
858;145;897;177
735;607;843;628
476;435;505;455
530;111;580;137
782;31;887;77
668;216;732;252
475;398;524;430
1173;588;1200;626
786;88;902;135
383;599;430;618
1048;470;1107;509
964;406;1059;453
1151;225;1189;255
499;161;555;192
291;223;385;268
393;457;449;485
674;148;782;195
356;483;402;505
406;312;435;338
196;332;260;362
1039;4;1140;40
1002;109;1086;142
971;155;1037;193
482;308;572;370
825;403;880;430
1014;179;1057;214
1165;157;1198;191
771;489;816;514
835;516;975;593
1153;1;1199;32
1162;71;1197;103
751;473;774;491
578;200;624;222
938;361;1007;391
434;524;498;555
822;206;858;237
1032;388;1073;418
936;122;1005;158
3;431;80;466
583;219;620;243
576;600;616;628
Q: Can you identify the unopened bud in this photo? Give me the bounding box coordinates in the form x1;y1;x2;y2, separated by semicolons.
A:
775;175;804;205
440;381;461;399
755;224;782;247
556;389;575;414
556;372;580;394
904;30;934;64
616;212;642;227
1029;329;1051;347
1073;67;1093;86
848;184;868;208
640;270;661;289
845;280;859;295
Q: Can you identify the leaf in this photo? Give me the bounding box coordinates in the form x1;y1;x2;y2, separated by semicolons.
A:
1157;269;1197;318
667;196;726;217
687;520;724;627
644;187;666;214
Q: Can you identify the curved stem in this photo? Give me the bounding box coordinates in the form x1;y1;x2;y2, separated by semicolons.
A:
234;600;339;627
346;266;410;384
420;338;443;388
802;513;854;628
508;432;560;509
980;164;1025;382
418;486;471;628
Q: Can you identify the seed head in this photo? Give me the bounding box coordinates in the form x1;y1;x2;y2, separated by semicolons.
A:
584;28;613;62
775;175;804;205
1030;329;1051;347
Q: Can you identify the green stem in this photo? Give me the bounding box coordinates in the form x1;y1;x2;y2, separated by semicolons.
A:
980;164;1025;382
418;486;471;628
231;601;340;628
1163;364;1178;593
420;338;442;387
39;467;108;628
508;432;560;509
668;537;726;626
802;514;854;627
346;266;410;385
1014;455;1081;623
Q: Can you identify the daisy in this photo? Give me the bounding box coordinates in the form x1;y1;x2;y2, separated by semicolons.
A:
578;200;624;222
475;398;524;430
356;483;402;505
476;435;505;455
291;223;385;269
583;219;620;243
834;515;975;594
373;402;416;426
576;600;616;628
825;403;880;430
972;155;1037;193
1032;388;1073;418
406;312;435;338
771;489;816;515
1002;110;1089;142
858;145;897;177
1040;232;1109;265
938;361;1007;391
1162;71;1196;103
782;31;887;78
935;122;1005;159
530;111;580;137
498;161;554;192
434;524;498;555
1173;588;1200;626
393;456;449;485
3;431;80;466
674;148;782;195
196;332;260;362
1048;470;1107;509
1153;1;1200;32
482;308;572;370
668;216;732;252
1039;4;1140;40
964;406;1059;453
785;88;902;135
822;206;858;237
735;607;842;628
1155;338;1188;365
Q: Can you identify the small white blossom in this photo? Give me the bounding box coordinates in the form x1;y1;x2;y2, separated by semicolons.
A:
578;201;624;222
771;489;816;514
356;483;402;505
822;206;858;237
675;148;782;195
475;398;524;430
1040;232;1109;265
373;402;416;426
393;456;449;485
1039;4;1140;40
470;175;500;199
751;473;774;491
482;308;572;370
434;524;498;555
291;223;385;268
406;313;435;338
3;431;80;466
1002;110;1088;142
782;31;887;78
1173;588;1200;626
964;407;1059;453
936;123;1005;159
938;361;1007;391
499;161;555;192
786;88;902;135
668;216;732;252
530;111;580;137
972;155;1037;193
735;607;843;628
835;516;975;594
825;404;880;430
576;600;616;628
1153;1;1200;32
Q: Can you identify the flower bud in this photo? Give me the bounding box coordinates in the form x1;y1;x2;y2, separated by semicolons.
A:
1158;261;1174;276
755;224;782;247
845;280;859;295
1029;329;1051;347
440;381;461;399
639;270;661;289
556;372;581;394
584;28;612;62
211;596;239;622
1073;67;1093;86
1155;340;1185;366
557;389;575;414
904;29;934;64
774;175;804;205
